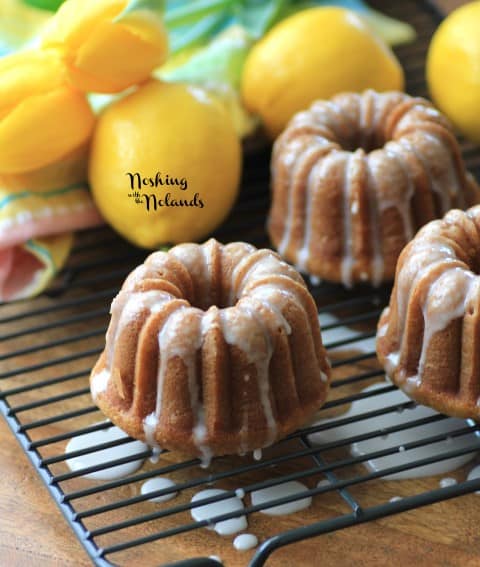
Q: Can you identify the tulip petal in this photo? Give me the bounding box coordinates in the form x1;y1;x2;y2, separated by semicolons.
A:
0;49;66;118
70;18;167;93
0;88;95;174
42;0;126;49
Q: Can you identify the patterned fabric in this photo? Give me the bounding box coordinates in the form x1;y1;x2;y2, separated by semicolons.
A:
0;145;103;302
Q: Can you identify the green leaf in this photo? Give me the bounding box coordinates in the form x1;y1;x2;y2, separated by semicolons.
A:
21;0;65;11
160;25;252;88
113;0;165;22
168;10;228;54
165;0;233;27
235;0;287;39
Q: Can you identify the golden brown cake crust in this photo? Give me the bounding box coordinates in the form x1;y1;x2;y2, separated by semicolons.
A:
90;238;330;461
377;205;480;419
268;89;480;287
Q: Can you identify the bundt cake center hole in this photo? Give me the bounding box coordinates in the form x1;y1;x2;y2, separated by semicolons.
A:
344;132;385;153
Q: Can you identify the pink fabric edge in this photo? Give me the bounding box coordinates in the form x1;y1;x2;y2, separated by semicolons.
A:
0;206;105;249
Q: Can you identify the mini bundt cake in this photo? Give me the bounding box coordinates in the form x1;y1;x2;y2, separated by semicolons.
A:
268;89;480;287
90;238;330;463
377;205;480;419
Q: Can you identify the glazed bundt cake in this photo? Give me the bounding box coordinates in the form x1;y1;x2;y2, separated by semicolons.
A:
268;89;480;287
90;238;330;462
377;205;480;419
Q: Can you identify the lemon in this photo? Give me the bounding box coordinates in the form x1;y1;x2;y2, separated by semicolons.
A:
89;80;241;249
427;1;480;144
241;6;404;138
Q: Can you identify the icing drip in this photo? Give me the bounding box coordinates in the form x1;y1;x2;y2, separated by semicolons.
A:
365;155;384;287
106;290;173;367
220;305;277;447
383;145;415;242
417;268;478;379
296;142;337;271
277;138;311;257
296;159;318;271
395;241;457;342
148;307;212;460
249;285;294;335
423;131;464;209
91;369;110;403
143;412;159;448
398;136;452;214
341;154;353;287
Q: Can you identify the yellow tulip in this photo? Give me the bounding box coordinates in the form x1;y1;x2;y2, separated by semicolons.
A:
0;50;96;175
42;0;169;94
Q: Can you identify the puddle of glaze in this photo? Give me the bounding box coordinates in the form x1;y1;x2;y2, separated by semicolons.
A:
65;424;148;480
439;477;457;488
251;481;312;515
466;465;480;493
309;383;478;479
191;489;247;535
233;533;258;551
141;477;177;502
319;312;376;354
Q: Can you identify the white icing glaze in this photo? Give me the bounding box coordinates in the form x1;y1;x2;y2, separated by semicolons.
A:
277;139;313;257
466;464;480;494
91;369;110;403
417;268;478;378
220;307;277;447
319;312;376;354
149;447;162;463
395;240;457;342
439;477;457;488
248;285;293;335
141;477;178;502
65;424;148;480
271;91;475;290
341;153;355;288
296;155;329;271
251;481;312;515
233;533;258;551
143;412;159;449
309;382;478;479
100;240;322;463
382;143;416;242
253;449;262;461
191;489;247;535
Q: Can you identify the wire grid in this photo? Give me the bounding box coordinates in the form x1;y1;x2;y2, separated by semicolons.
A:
2;1;480;566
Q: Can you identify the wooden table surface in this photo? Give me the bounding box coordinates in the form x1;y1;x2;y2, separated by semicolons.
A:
1;1;476;566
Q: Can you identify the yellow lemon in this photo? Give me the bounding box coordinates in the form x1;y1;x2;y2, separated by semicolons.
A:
89;80;242;249
241;7;404;138
427;1;480;144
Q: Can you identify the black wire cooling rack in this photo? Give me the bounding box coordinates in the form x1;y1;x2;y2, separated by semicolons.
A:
3;2;480;566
